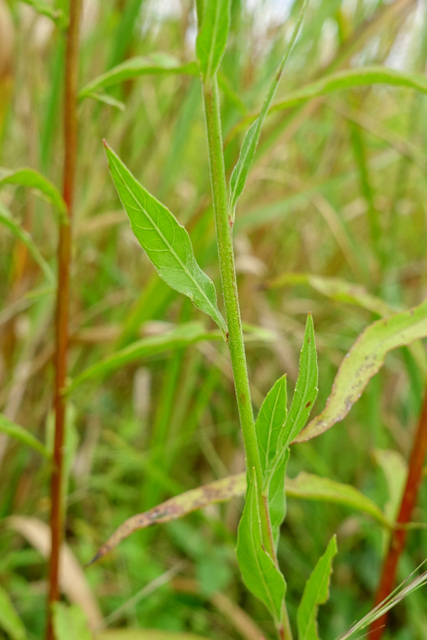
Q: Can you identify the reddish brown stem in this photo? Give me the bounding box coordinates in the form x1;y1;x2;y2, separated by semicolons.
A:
46;2;82;639
369;389;427;640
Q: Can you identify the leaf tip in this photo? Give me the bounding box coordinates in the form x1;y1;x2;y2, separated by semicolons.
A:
85;550;102;567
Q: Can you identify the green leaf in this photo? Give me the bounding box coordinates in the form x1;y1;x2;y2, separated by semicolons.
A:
104;143;226;333
0;585;26;640
286;473;390;528
196;0;231;82
67;323;221;394
0;414;50;458
297;297;427;442
52;603;91;640
256;375;288;475
268;448;290;547
236;468;286;622
83;92;125;111
0;167;67;220
231;66;427;139
270;66;427;115
79;54;198;99
89;474;246;564
254;375;289;546
0;203;54;284
297;536;337;640
229;0;308;220
282;314;318;447
268;272;393;317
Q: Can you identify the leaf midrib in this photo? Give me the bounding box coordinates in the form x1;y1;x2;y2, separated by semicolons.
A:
116;163;224;329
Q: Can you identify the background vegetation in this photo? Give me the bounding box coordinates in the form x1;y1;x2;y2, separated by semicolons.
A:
0;0;426;638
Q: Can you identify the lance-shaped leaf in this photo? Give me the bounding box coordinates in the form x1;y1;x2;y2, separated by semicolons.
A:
229;66;427;140
287;472;390;528
89;468;391;565
0;167;67;220
104;143;226;333
229;0;308;220
254;375;289;545
236;469;286;622
296;297;427;443
67;323;221;393
89;474;246;564
297;535;337;640
79;54;198;99
267;272;393;317
256;375;288;476
196;0;231;82
283;313;318;445
267;449;290;547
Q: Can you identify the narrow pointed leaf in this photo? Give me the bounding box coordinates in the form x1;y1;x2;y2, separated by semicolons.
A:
268;449;290;547
196;0;231;81
282;314;318;447
89;474;246;564
229;0;308;219
67;323;221;393
254;375;289;546
236;469;286;622
79;55;198;99
268;272;393;317
286;473;390;528
89;466;392;565
0;167;67;220
297;297;427;442
104;143;226;332
0;414;50;458
256;375;287;475
229;66;427;140
297;535;337;640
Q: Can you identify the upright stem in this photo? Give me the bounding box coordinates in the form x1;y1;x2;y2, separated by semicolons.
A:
369;389;427;640
46;2;82;638
201;76;292;640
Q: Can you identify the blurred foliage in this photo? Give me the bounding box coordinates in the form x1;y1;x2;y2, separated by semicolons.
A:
0;0;426;638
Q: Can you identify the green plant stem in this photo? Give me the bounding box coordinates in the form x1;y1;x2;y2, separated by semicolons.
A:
46;1;82;638
368;388;427;640
201;76;291;640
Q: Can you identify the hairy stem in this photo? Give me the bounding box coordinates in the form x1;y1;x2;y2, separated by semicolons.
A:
369;389;427;640
46;1;82;638
200;76;291;640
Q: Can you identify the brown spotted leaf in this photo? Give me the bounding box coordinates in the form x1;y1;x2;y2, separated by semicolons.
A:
89;474;246;564
295;297;427;443
89;466;394;564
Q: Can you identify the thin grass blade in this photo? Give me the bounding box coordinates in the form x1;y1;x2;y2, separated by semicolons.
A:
229;0;308;220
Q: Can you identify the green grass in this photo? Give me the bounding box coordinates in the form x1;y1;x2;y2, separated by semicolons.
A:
1;1;427;639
